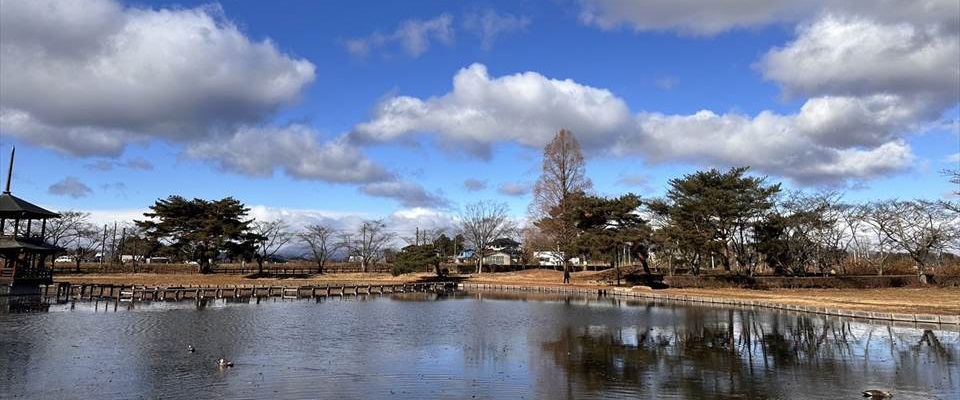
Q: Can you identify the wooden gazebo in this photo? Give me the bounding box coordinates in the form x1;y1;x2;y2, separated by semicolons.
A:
0;148;62;295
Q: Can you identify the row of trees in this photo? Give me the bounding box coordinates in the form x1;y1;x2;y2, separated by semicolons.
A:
22;129;958;282
527;129;959;283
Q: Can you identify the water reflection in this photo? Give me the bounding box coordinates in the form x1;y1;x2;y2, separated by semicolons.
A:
540;299;958;399
0;292;956;400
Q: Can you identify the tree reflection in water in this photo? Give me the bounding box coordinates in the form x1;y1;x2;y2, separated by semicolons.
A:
542;302;959;400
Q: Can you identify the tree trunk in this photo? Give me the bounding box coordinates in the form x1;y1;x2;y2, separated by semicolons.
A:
75;257;81;273
316;260;324;274
476;257;483;274
256;257;264;275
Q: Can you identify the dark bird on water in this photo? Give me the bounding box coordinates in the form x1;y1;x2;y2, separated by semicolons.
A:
862;390;892;398
218;358;234;368
187;345;195;353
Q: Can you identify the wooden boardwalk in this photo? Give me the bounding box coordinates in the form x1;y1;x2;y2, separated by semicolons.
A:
45;282;456;303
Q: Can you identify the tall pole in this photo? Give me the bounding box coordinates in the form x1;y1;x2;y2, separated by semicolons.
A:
111;222;118;265
100;224;107;268
3;146;14;194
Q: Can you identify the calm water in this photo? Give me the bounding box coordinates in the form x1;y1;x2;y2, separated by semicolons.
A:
1;291;957;399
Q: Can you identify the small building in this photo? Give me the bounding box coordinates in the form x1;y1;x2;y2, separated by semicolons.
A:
0;148;62;295
482;250;513;266
534;251;563;266
489;238;521;253
455;249;475;264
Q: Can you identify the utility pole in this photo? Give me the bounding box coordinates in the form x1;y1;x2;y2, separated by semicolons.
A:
100;224;107;268
111;222;118;265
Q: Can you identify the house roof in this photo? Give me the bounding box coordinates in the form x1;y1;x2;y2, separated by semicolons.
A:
0;236;63;253
0;193;60;219
490;237;520;248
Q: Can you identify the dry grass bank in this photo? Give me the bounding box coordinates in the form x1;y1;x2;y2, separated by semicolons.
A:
53;269;960;316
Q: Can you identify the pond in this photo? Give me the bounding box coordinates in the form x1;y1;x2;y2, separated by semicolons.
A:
1;291;958;399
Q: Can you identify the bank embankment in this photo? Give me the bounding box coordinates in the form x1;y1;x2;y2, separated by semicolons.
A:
52;269;960;319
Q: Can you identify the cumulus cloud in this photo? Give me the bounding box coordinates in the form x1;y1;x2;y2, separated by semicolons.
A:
345;14;454;58
0;0;316;157
352;63;933;184
760;15;959;104
464;9;530;50
359;181;450;209
463;178;487;191
620;111;915;184
497;182;531;197
577;0;959;36
48;177;92;198
184;125;390;184
352;63;632;156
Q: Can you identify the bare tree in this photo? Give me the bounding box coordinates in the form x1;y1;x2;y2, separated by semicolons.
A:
531;129;592;219
871;200;958;283
299;223;337;274
338;220;392;273
251;219;293;274
72;222;103;273
459;201;516;274
41;211;90;266
530;129;592;274
942;169;959;213
860;203;895;276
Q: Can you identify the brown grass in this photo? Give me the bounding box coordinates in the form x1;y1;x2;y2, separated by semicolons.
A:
54;268;960;316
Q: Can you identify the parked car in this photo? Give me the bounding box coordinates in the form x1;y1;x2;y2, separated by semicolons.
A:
54;255;73;263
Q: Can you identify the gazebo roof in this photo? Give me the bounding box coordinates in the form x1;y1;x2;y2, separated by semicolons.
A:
0;236;63;253
0;192;61;219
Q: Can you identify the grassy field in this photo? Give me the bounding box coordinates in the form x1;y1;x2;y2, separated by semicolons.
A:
53;268;960;316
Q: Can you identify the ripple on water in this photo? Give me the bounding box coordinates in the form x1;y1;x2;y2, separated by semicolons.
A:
1;293;957;400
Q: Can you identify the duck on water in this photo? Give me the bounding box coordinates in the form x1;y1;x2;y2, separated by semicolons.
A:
862;390;892;398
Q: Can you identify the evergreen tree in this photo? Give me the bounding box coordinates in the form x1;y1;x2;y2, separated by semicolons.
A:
135;196;257;273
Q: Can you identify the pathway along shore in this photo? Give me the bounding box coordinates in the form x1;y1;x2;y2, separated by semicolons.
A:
51;269;960;318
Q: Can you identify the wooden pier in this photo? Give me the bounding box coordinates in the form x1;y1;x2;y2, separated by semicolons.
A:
43;282;457;303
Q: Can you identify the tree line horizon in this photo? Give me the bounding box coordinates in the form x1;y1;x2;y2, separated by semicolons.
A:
24;129;960;282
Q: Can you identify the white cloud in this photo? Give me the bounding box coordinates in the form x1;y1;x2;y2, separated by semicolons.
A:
0;0;315;157
497;182;531;197
352;63;926;184
345;14;454;58
577;0;959;36
359;181;450;209
184;125;390;184
352;63;633;156
464;10;530;50
48;177;93;198
944;153;960;164
759;15;960;104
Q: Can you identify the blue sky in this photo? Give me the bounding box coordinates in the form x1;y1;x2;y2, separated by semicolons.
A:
1;0;957;233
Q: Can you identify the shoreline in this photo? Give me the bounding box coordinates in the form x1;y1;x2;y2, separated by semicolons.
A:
48;270;960;320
